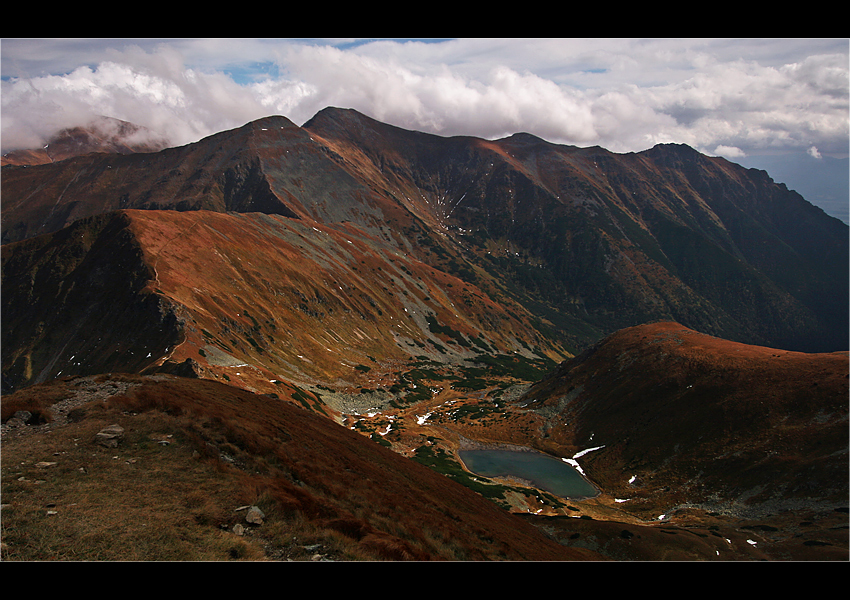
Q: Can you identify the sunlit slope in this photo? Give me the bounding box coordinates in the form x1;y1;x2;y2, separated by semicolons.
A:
3;108;846;354
130;208;564;389
2;208;565;395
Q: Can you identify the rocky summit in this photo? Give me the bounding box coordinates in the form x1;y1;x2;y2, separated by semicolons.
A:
1;108;847;561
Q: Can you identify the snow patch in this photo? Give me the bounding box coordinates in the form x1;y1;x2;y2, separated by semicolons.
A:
562;457;585;476
573;445;605;459
562;444;606;476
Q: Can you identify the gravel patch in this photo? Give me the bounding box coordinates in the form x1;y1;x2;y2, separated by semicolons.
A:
1;376;139;442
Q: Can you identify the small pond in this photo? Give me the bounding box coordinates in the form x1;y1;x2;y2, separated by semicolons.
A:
458;448;598;499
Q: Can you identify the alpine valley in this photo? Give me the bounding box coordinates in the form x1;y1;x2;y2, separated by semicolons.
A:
1;108;847;561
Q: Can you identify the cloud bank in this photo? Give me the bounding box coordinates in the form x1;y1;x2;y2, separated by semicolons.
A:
2;38;848;159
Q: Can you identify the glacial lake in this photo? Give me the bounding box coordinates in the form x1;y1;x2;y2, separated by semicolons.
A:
458;449;598;499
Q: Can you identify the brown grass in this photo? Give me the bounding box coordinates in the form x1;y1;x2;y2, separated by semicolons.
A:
1;374;597;561
1;388;59;423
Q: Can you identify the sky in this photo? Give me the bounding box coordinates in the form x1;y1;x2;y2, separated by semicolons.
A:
1;38;848;162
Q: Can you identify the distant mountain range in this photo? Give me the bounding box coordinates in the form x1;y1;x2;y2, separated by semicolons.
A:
2;108;847;561
1;116;170;167
3;109;847;373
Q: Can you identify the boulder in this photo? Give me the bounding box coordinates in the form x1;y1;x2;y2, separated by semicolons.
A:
245;506;265;525
95;424;125;448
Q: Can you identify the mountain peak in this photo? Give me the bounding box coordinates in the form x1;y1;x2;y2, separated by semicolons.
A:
642;142;703;161
303;106;377;133
500;131;547;144
304;107;449;146
247;114;299;130
1;115;170;166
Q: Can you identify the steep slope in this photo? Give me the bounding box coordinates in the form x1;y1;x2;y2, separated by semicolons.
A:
3;108;846;353
518;322;848;519
0;114;436;253
304;108;849;353
1;208;561;395
2;116;301;243
1;212;183;393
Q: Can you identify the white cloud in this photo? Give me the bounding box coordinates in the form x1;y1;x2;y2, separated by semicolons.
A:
2;45;272;151
807;145;823;159
714;145;747;158
2;38;847;158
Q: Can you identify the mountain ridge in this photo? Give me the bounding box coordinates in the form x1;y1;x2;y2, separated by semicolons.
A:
2;107;847;561
3;108;847;358
302;108;849;352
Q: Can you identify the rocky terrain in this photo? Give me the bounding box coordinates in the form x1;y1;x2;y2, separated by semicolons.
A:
4;109;847;356
1;108;847;560
515;324;848;535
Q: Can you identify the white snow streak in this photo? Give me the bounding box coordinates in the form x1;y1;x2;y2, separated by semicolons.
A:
561;444;605;477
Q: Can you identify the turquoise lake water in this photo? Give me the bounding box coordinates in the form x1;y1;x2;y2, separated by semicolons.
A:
458;449;598;498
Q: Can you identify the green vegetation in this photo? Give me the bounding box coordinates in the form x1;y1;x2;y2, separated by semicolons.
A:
411;445;506;501
370;433;392;448
386;348;555;402
426;315;471;348
463;353;556;382
446;403;504;421
451;379;489;392
391;363;451;404
290;386;329;417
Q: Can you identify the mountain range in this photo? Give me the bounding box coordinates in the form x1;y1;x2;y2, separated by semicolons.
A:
1;108;847;561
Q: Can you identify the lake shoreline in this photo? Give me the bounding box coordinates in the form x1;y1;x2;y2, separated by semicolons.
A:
457;445;601;500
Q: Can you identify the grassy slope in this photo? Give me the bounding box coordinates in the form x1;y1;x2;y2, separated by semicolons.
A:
0;373;601;561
